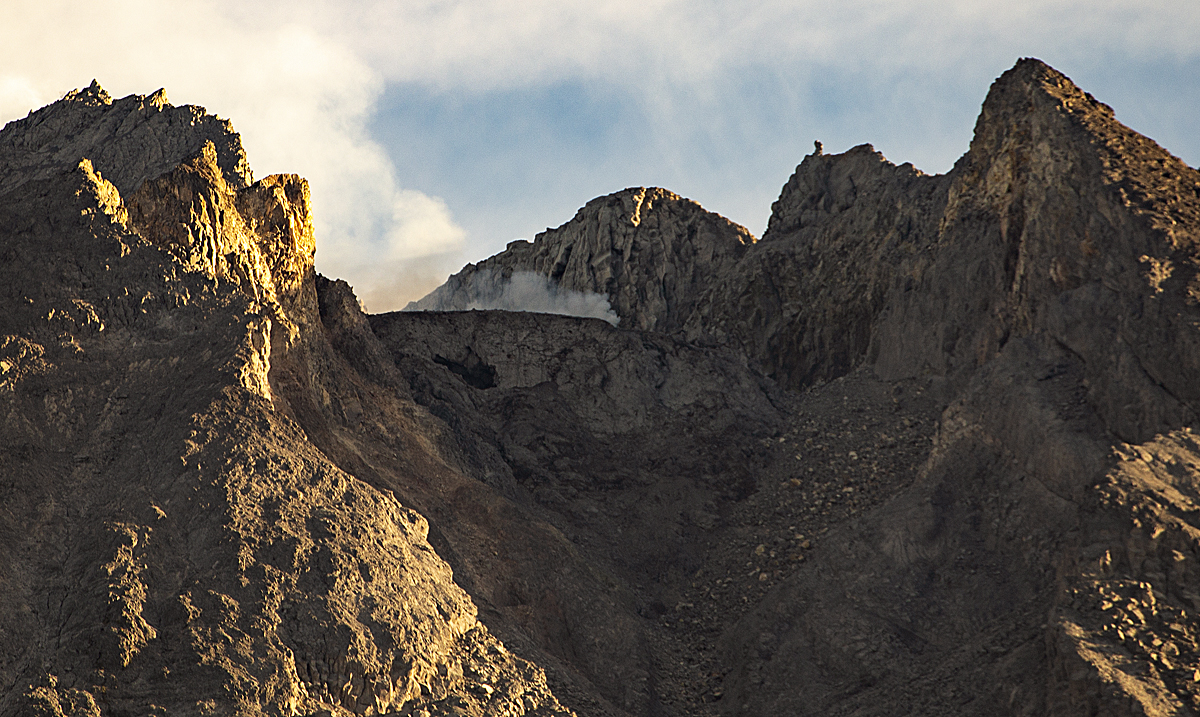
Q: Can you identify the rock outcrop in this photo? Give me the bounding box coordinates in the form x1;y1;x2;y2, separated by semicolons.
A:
0;82;570;717
406;187;755;334
670;62;1200;712
4;57;1200;717
692;59;1200;436
406;58;1200;716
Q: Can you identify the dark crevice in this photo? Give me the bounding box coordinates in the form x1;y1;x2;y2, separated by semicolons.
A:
434;350;497;389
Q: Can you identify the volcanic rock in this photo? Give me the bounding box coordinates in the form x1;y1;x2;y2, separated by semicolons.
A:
409;58;1200;716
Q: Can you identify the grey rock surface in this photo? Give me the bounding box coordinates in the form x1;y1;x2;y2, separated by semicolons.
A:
403;58;1200;716
697;58;1200;442
680;59;1200;716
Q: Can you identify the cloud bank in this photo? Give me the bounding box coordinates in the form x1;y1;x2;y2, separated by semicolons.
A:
4;1;1199;312
405;269;620;325
0;0;466;312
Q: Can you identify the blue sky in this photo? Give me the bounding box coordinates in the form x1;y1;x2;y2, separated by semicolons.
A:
3;1;1198;310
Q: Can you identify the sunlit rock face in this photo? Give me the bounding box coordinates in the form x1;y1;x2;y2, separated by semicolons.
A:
0;82;570;717
4;58;1200;717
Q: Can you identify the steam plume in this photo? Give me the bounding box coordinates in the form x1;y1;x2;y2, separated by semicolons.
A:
404;269;620;326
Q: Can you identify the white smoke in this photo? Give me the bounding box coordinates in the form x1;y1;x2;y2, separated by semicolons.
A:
406;269;620;326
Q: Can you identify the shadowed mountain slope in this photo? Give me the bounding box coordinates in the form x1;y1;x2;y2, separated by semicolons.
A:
406;58;1200;716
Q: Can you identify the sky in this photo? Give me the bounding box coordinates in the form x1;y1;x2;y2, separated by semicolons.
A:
2;1;1198;311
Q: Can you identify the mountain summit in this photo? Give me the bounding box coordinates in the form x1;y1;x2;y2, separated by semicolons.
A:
3;59;1200;716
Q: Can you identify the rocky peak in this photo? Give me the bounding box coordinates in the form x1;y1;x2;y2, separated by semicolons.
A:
0;79;252;199
407;186;755;333
672;58;1200;428
983;59;1200;251
4;82;327;351
955;56;1199;248
915;58;1200;441
762;143;930;241
63;78;113;106
0;83;574;717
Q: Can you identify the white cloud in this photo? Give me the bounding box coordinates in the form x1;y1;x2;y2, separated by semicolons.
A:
250;0;1200;180
4;0;1198;310
0;75;48;125
273;0;1200;90
0;0;466;311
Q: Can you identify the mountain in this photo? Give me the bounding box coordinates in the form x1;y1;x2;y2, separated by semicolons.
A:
404;187;754;334
2;59;1199;717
